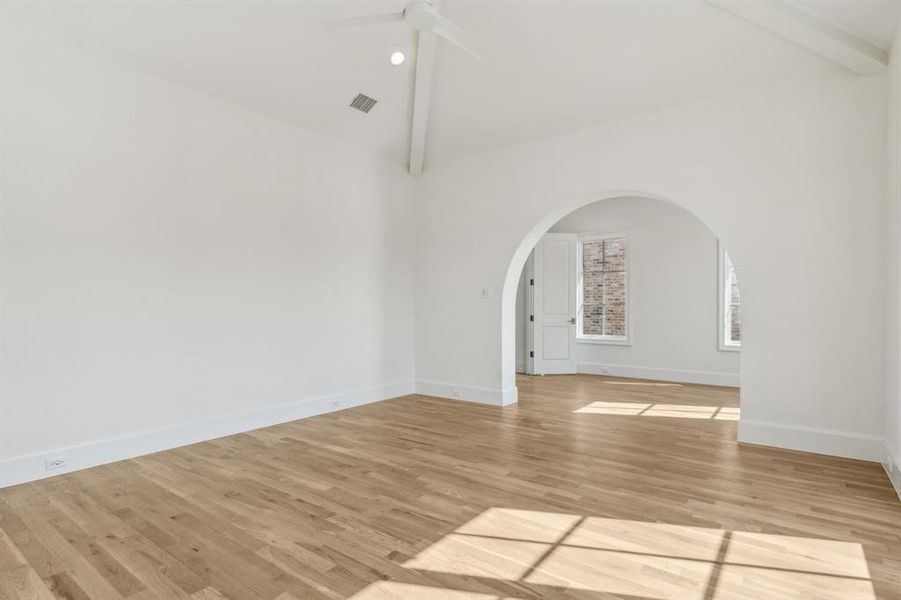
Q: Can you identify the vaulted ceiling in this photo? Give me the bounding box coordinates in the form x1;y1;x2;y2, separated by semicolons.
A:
8;0;899;172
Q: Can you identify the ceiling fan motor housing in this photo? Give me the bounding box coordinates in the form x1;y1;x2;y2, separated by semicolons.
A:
404;0;439;31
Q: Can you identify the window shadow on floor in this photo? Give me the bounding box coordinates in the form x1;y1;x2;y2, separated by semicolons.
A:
350;507;873;600
574;401;739;421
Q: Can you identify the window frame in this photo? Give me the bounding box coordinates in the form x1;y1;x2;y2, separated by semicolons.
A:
576;231;631;346
718;241;741;352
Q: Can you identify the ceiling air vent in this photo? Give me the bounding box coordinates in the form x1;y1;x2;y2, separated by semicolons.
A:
350;93;378;114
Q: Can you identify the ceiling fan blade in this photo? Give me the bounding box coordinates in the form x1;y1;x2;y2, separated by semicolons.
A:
431;13;484;60
322;12;404;30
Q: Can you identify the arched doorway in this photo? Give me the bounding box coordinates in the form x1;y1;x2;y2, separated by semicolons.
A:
501;192;742;420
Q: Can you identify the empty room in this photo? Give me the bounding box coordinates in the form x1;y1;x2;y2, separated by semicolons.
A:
1;1;900;599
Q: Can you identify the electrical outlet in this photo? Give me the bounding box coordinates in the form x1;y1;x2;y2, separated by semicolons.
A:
45;457;67;471
451;388;462;399
480;288;490;300
330;399;339;410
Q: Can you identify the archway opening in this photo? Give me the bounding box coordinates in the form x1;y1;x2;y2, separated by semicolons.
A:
503;194;742;430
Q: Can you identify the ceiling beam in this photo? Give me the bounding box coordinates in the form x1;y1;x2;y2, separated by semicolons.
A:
707;0;887;75
409;30;437;177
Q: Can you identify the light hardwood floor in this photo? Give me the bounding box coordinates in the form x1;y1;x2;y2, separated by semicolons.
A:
2;375;900;600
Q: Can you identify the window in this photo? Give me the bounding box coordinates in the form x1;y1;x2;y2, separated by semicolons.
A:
578;234;628;343
719;244;741;350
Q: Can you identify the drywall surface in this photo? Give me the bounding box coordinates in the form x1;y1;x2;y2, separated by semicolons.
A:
0;31;416;485
515;267;528;373
417;73;886;460
535;197;738;386
884;26;901;498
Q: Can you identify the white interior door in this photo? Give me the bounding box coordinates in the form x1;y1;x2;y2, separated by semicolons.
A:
532;233;577;375
524;252;536;375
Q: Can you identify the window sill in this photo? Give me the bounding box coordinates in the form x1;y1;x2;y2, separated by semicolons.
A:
577;337;631;347
718;344;741;353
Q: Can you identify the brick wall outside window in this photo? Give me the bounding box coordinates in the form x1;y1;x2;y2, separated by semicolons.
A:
581;238;627;338
725;252;741;343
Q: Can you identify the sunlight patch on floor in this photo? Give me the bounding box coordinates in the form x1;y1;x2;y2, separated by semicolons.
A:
405;533;547;580
575;401;740;420
643;403;719;419
348;581;524;599
602;380;684;387
572;401;651;415
714;406;740;421
395;508;873;600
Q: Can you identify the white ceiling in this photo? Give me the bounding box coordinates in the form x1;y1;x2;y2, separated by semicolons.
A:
7;0;899;170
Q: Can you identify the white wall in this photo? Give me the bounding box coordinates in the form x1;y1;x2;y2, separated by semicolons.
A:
529;197;739;386
0;31;416;486
514;267;528;373
884;25;901;498
417;72;886;460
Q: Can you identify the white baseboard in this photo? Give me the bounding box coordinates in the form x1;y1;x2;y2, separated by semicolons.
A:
737;419;883;462
415;380;517;406
883;443;901;501
0;380;415;489
577;362;739;387
515;361;526;374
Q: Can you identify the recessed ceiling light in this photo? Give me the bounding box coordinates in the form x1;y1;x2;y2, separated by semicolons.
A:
390;51;406;66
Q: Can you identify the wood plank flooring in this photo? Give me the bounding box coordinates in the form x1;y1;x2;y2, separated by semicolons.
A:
2;374;900;599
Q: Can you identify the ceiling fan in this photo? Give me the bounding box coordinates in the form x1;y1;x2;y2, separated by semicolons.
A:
324;1;485;176
324;0;484;60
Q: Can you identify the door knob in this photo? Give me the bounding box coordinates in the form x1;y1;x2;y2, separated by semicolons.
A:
569;317;576;324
